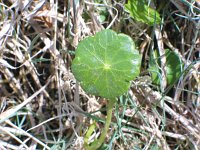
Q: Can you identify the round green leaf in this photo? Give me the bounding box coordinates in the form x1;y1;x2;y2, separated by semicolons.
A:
149;49;183;86
125;0;161;25
71;29;141;99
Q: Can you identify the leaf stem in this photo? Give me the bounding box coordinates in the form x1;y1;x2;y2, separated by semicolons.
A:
84;98;115;150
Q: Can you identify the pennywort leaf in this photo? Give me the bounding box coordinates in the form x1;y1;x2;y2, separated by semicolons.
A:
149;49;183;86
125;0;161;25
72;29;141;99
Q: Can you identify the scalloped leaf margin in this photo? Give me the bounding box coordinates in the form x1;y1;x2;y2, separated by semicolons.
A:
72;29;141;99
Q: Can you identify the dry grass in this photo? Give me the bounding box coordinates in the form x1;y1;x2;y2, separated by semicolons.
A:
0;0;199;150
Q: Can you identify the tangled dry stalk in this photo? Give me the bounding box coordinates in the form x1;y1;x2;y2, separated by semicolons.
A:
0;0;199;149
